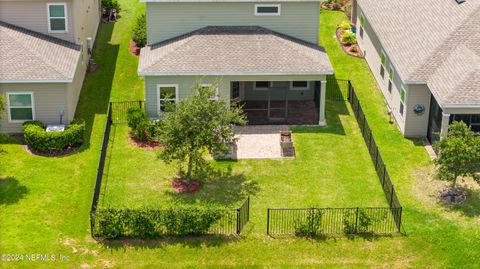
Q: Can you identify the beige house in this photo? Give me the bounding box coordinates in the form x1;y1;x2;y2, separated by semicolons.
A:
138;0;333;125
352;0;480;143
0;0;101;132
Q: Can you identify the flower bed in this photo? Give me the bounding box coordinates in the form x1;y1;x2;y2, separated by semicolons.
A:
336;22;364;58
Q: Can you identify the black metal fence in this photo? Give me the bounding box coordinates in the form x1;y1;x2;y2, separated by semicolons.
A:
89;102;250;239
91;197;250;238
347;82;402;210
326;76;349;101
267;207;402;235
90;103;113;237
266;79;403;236
110;100;145;124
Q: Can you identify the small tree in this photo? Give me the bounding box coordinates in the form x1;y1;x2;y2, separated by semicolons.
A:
434;121;480;193
159;83;246;182
132;14;146;48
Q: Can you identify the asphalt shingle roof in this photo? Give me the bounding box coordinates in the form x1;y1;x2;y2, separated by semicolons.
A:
358;0;480;106
0;21;81;82
138;26;333;76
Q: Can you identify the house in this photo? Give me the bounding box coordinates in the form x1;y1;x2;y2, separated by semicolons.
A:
138;0;333;125
0;0;101;132
352;0;480;142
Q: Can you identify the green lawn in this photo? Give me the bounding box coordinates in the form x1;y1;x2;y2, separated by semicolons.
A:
0;2;479;268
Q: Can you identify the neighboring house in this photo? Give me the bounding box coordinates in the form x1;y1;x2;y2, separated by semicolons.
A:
138;0;333;125
352;0;480;143
0;0;101;132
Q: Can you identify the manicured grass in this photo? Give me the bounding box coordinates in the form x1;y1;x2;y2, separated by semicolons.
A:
101;98;387;226
0;2;479;268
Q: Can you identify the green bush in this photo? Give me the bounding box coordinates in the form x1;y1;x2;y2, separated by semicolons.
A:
339;21;351;31
342;31;357;45
93;206;228;239
294;209;323;237
101;0;119;12
23;120;85;152
126;107;146;129
132;14;147;48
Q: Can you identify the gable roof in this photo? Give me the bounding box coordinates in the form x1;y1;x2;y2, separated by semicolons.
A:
0;21;81;83
138;26;333;76
358;0;480;106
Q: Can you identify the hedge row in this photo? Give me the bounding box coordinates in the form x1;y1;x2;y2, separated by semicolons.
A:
23;120;85;152
92;206;233;239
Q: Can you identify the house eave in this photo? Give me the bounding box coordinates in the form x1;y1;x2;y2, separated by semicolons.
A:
140;0;323;2
0;79;72;84
138;71;334;77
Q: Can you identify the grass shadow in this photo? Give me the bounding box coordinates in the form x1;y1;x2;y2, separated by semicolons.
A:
75;22;119;151
447;189;480;218
0;177;28;205
165;165;259;207
99;234;242;250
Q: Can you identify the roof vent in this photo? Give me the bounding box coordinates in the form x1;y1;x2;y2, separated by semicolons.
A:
455;0;466;4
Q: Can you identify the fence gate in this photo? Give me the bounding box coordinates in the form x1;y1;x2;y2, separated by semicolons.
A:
110;100;145;124
326;77;349;101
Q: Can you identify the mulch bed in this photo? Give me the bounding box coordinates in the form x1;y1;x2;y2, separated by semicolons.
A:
128;135;162;150
321;0;352;12
172;179;201;193
129;40;140;56
24;144;82;157
336;28;364;58
439;188;467;205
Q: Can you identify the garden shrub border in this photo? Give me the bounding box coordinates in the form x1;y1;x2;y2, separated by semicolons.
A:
22;120;85;153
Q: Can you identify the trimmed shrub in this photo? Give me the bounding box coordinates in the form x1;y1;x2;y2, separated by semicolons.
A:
126;107;146;129
342;31;357;45
132;14;147;48
101;0;119;13
93;206;229;239
339;21;351;31
23;120;85;152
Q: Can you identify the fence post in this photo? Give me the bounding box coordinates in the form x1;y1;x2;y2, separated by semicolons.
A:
247;196;250;222
236;208;241;234
108;102;112;123
267;209;270;235
139;100;143;109
398;207;402;233
355;207;359;233
390;185;394;207
382;166;387;188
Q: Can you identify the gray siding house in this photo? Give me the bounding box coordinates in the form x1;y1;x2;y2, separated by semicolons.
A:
138;0;333;125
352;0;480;142
0;0;101;132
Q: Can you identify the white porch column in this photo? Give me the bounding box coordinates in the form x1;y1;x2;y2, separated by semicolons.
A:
319;80;327;126
440;112;451;137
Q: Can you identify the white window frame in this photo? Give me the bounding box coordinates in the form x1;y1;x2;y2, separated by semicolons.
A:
290;81;310;91
388;66;395;93
253;81;271;91
6;92;35;123
399;86;406;117
200;84;219;100
380;50;387;79
47;3;68;33
359;13;365;39
254;4;281;16
157;84;178;116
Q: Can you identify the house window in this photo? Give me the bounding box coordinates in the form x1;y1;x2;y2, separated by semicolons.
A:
7;92;34;122
255;4;281;16
359;14;365;38
231;82;240;99
388;67;394;93
157;85;178;115
399;87;406;116
380;51;386;79
290;81;309;90
47;3;67;32
200;84;219;101
254;81;270;91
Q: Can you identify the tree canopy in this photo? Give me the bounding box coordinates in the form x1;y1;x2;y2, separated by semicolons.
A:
434;121;480;191
158;83;246;181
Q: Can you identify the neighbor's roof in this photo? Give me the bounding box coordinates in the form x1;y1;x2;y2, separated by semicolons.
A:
357;0;480;107
0;21;81;83
140;0;322;2
138;26;333;76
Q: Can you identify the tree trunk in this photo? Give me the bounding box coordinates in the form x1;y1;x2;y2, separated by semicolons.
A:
186;152;193;183
452;174;458;194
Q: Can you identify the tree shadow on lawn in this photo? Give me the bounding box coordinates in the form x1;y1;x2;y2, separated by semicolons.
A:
74;22;119;152
100;234;243;250
0;177;28;205
446;189;480;218
165;165;260;207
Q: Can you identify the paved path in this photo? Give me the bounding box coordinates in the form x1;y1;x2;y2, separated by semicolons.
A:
232;125;289;159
